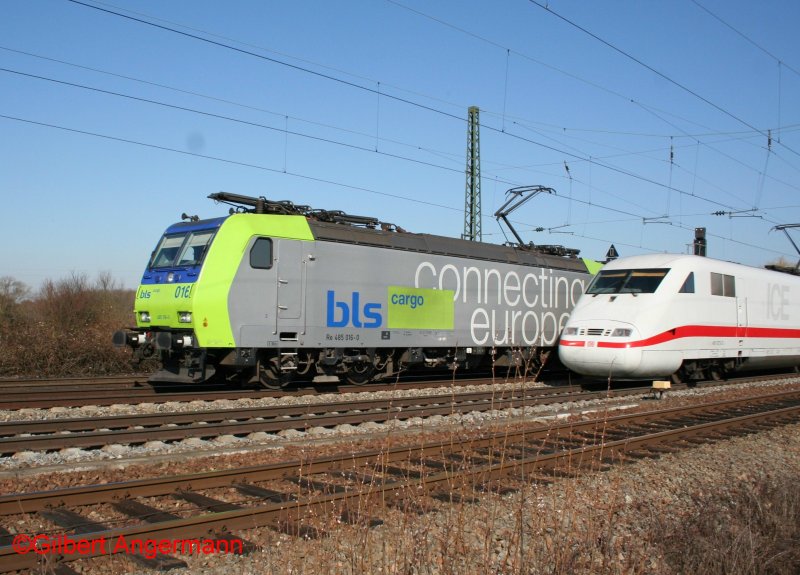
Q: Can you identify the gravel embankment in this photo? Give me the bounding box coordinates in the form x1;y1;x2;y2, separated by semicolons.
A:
28;409;799;575
2;378;799;474
3;379;800;574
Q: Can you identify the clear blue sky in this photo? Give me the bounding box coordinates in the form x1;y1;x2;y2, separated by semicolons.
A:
2;0;799;290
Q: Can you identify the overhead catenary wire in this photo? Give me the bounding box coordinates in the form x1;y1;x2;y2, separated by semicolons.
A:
526;0;800;161
60;0;784;217
2;110;790;262
3;61;766;225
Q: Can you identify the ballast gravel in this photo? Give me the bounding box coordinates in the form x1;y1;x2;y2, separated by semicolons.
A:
1;377;799;473
6;396;798;575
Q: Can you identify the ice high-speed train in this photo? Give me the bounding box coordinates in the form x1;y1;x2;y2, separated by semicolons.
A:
558;254;800;381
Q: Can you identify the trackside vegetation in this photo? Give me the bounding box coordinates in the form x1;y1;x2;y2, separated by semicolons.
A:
0;273;147;377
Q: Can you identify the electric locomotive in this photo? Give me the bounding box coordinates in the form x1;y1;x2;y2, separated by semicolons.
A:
559;253;800;382
114;192;599;387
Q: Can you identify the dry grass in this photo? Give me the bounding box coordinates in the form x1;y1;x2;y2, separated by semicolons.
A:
657;477;800;575
252;445;800;575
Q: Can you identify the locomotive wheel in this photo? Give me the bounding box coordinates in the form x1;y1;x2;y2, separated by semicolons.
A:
258;357;293;389
345;361;375;385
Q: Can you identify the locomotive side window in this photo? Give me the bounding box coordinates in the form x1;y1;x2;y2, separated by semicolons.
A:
710;272;735;297
586;268;669;294
679;272;695;293
250;238;273;269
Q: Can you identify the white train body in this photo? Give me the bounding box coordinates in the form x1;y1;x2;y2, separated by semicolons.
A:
558;254;800;380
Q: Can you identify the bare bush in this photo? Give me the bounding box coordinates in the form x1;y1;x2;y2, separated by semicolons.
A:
0;276;30;324
0;273;140;377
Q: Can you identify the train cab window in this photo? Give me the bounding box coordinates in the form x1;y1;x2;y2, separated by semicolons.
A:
710;272;735;297
150;230;215;269
177;230;215;266
150;234;186;268
587;268;669;294
679;272;695;294
250;238;273;269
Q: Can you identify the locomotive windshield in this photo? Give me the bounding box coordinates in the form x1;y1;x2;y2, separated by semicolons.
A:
587;268;669;294
149;229;215;269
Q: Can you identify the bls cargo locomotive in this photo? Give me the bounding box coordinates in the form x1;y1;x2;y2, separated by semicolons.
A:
114;192;600;387
559;253;800;382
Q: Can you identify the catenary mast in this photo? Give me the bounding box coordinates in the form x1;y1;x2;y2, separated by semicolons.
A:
463;106;481;242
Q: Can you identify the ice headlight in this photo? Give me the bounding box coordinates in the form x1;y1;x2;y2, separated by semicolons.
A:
139;311;151;323
611;328;632;337
562;327;578;336
178;312;193;324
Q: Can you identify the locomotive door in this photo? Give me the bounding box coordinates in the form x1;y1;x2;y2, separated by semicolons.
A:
736;293;747;341
276;239;304;321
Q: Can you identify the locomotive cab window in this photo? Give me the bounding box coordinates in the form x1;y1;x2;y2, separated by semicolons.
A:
710;272;735;297
150;230;215;269
177;230;214;266
679;272;695;294
587;268;669;294
250;238;273;269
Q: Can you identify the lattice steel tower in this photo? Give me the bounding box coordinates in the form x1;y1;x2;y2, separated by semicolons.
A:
463;106;482;242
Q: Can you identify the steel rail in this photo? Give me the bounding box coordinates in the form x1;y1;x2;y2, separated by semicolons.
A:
1;391;798;572
0;386;633;454
2;388;797;513
0;377;571;410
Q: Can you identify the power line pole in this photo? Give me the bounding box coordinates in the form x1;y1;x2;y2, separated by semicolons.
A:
463;106;481;242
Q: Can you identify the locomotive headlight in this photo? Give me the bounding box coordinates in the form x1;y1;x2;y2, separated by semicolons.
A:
139;311;151;323
562;327;578;336
611;328;632;337
178;312;193;324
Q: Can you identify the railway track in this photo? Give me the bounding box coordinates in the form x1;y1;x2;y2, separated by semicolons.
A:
0;385;618;455
1;388;798;573
0;374;542;410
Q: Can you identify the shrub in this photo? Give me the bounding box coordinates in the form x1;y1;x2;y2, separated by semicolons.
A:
0;273;141;377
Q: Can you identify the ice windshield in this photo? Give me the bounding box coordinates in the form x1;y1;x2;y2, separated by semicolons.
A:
587;268;669;294
149;229;215;269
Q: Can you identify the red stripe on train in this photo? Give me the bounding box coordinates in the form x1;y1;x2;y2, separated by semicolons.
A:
560;325;800;350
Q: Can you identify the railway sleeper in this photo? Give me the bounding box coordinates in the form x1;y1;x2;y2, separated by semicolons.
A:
39;508;187;571
233;483;295;503
330;469;391;488
477;482;520;495
638;444;679;455
0;526;14;548
431;491;480;505
39;508;109;535
276;519;326;540
113;499;181;523
339;506;384;527
292;476;349;495
174;491;243;513
382;465;423;479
